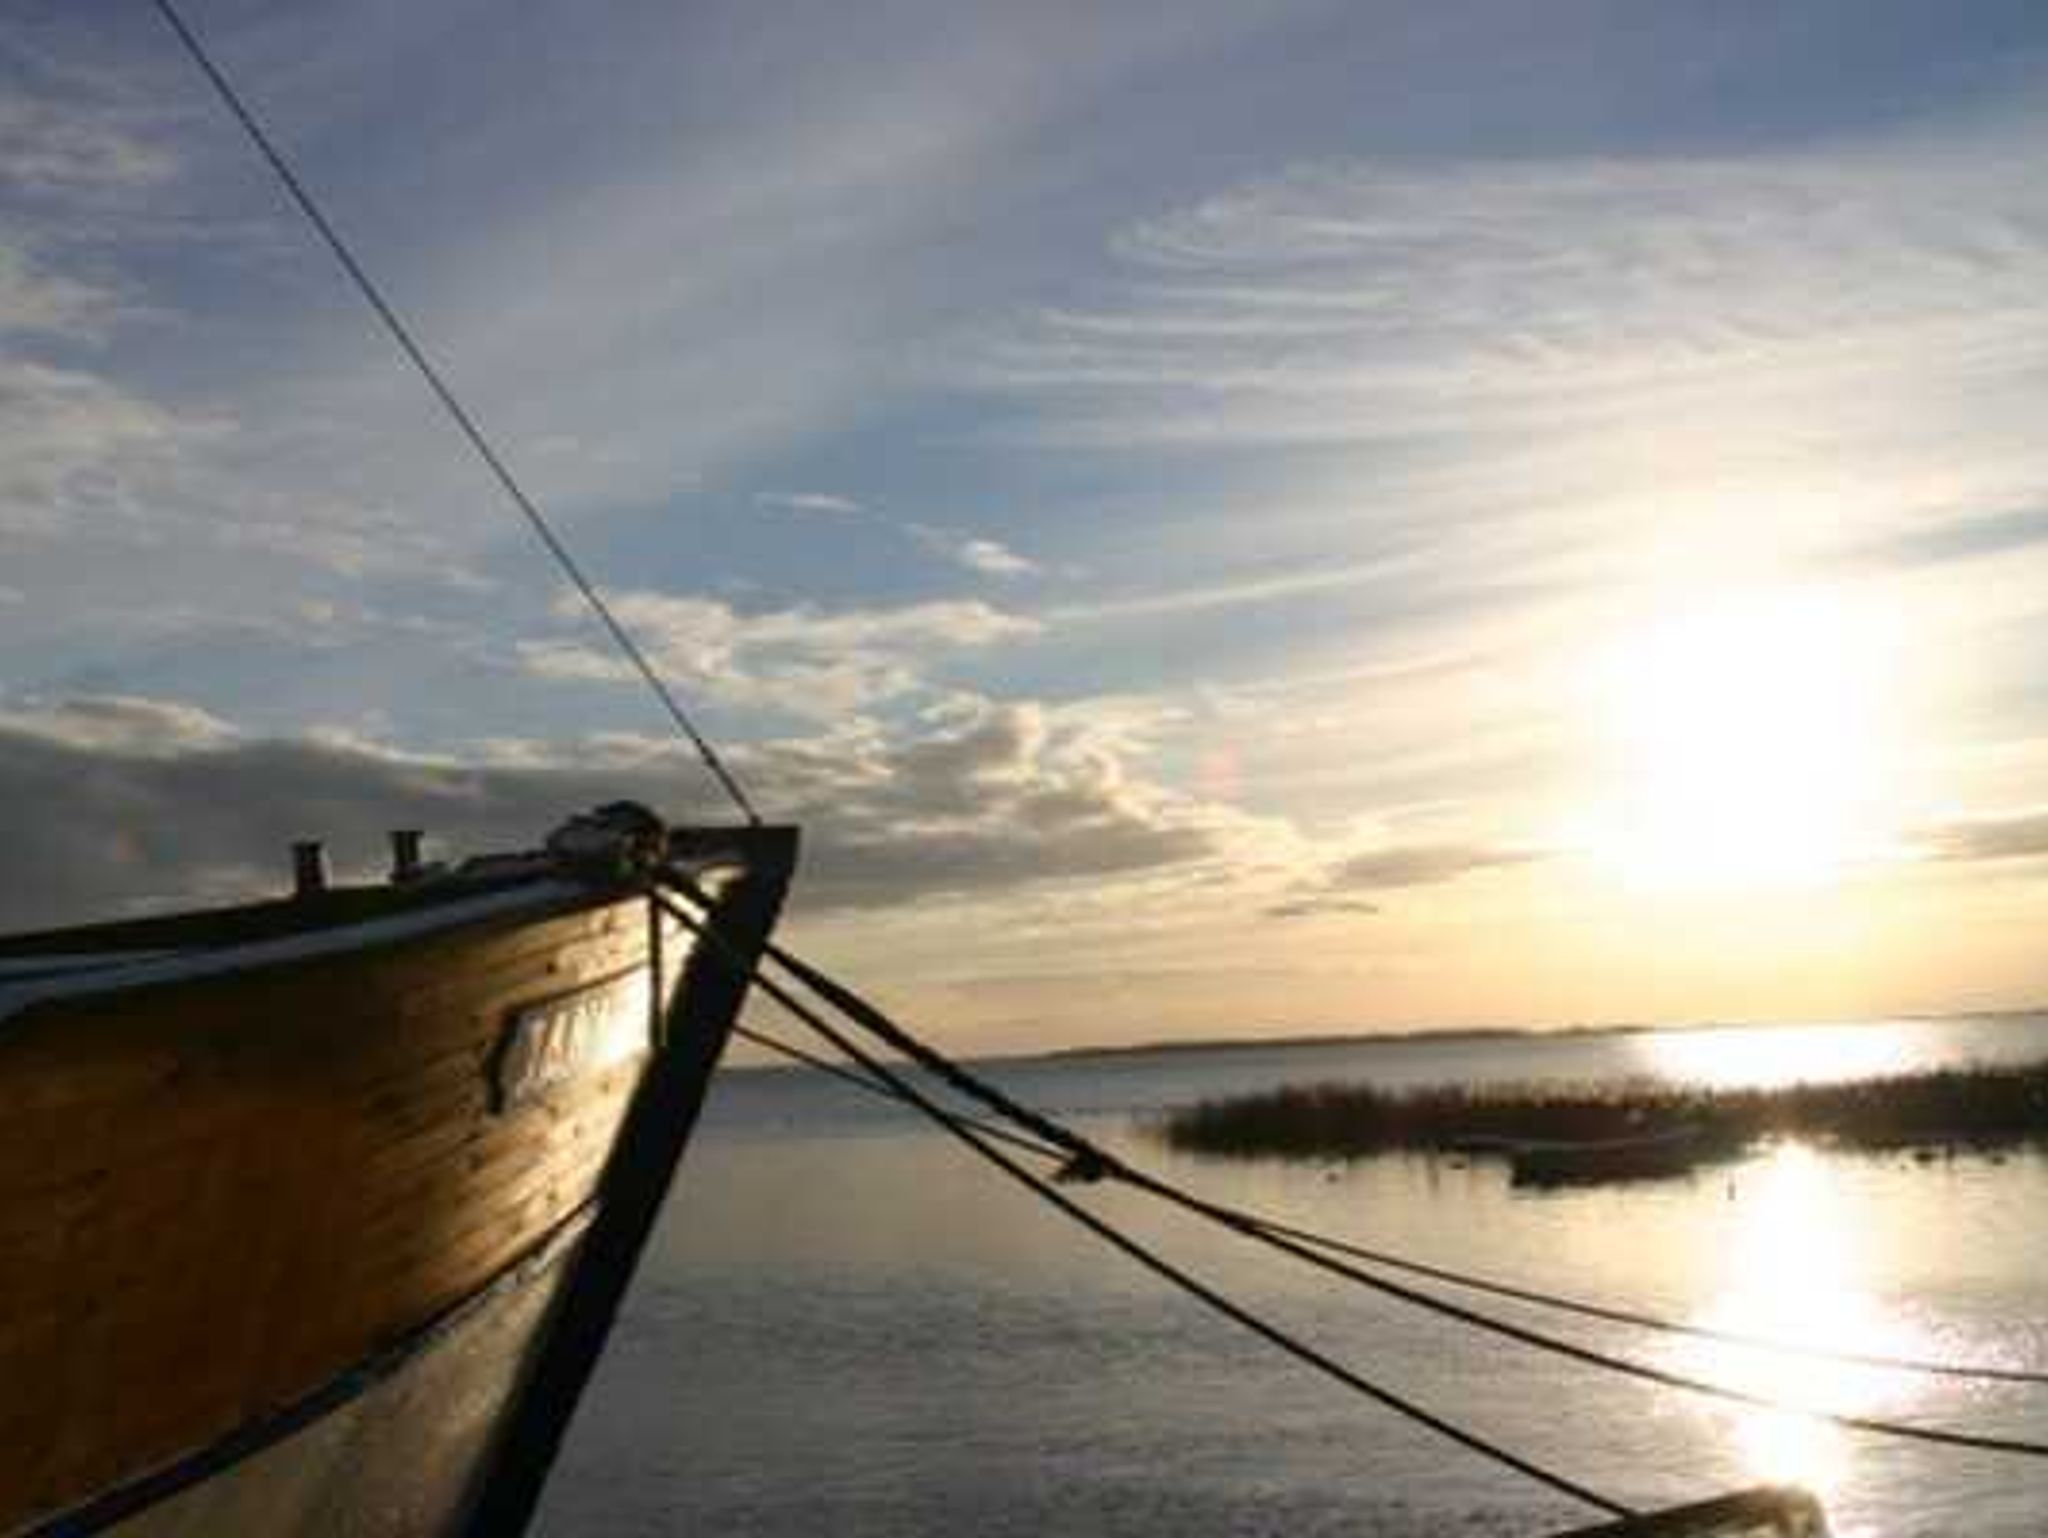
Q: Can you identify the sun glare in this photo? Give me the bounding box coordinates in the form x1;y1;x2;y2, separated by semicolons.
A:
1584;589;1901;892
1637;1021;1916;1092
1668;1143;1929;1502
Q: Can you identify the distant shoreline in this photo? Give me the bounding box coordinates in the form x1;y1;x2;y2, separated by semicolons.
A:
1029;1006;2048;1067
724;1006;2048;1076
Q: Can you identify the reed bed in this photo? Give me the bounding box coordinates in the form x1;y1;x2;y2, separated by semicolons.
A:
1156;1061;2048;1162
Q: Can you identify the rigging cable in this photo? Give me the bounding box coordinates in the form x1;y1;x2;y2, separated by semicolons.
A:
1235;1208;2048;1389
727;1019;2048;1387
648;884;2048;1463
141;0;2043;1486
730;1021;1070;1164
687;909;1635;1519
146;0;762;826
754;932;2048;1459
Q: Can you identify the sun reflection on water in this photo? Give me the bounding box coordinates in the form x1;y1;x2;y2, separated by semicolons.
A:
1638;1021;1916;1091
1672;1143;1932;1503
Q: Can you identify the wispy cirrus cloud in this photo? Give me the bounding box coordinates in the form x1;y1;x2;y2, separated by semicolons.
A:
755;490;865;517
0;91;179;198
956;128;2048;612
0;355;199;536
0;94;204;537
925;108;2048;849
10;2;2048;1038
1328;841;1540;890
0;244;122;340
978;140;2048;445
1262;837;1539;921
1849;503;2048;572
907;523;1042;578
1263;895;1380;921
1923;808;2048;866
519;590;1039;718
750;496;1047;580
952;537;1040;577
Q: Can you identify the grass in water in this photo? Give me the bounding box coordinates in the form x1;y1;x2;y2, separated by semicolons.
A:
1156;1061;2048;1165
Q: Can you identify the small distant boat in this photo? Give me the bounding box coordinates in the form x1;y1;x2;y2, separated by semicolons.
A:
1509;1124;1710;1188
0;806;794;1537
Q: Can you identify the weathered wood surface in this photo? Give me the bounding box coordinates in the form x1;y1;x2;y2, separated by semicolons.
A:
0;882;682;1535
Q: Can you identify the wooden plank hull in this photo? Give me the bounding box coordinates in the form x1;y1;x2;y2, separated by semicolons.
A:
0;826;795;1537
85;1215;591;1537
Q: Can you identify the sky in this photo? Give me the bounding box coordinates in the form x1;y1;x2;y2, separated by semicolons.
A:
5;0;2048;1053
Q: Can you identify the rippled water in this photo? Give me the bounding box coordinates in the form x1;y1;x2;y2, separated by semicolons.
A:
535;1015;2048;1537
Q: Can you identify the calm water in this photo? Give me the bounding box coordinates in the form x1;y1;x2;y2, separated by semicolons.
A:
535;1016;2048;1537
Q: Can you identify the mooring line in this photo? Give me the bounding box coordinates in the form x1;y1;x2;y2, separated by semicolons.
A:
728;1018;2048;1387
663;895;2048;1463
147;0;762;824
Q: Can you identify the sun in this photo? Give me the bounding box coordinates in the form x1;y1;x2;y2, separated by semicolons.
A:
1583;588;1900;892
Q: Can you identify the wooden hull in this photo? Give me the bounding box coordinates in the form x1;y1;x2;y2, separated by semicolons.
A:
0;826;794;1537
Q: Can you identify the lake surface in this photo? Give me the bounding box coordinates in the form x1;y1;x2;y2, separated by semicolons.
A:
534;1015;2048;1537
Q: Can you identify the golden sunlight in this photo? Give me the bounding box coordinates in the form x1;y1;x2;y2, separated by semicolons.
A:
1669;1144;1927;1500
1640;1021;1915;1092
1584;588;1902;892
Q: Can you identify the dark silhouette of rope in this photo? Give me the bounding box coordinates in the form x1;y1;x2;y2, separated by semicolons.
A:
155;0;2040;1445
686;908;2048;1463
147;0;761;825
1244;1211;2048;1388
696;927;1634;1518
727;1019;2048;1387
731;1022;1067;1162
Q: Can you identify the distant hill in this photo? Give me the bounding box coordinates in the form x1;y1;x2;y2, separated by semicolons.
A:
1029;1007;2048;1067
1036;1022;1644;1063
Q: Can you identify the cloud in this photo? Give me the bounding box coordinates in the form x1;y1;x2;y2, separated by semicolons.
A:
961;134;2048;469
755;491;865;516
1328;841;1539;890
0;350;490;576
907;523;1042;578
0;354;199;536
0;82;419;576
1851;503;2048;572
1923;808;2048;865
768;700;1222;911
1263;895;1379;921
1257;837;1537;920
932;118;2048;750
0;694;237;754
154;0;1301;533
1047;550;1412;625
0;93;178;197
952;537;1040;577
0;692;1226;931
203;501;491;586
0;243;120;340
521;590;1040;718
